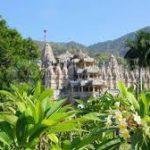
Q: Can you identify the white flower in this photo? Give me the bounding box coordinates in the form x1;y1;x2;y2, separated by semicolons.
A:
114;102;120;108
77;104;85;109
106;115;112;126
120;128;130;139
119;118;127;130
115;110;123;121
133;113;141;125
130;105;135;111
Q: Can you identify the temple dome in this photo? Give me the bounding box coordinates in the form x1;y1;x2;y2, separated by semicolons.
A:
57;51;73;62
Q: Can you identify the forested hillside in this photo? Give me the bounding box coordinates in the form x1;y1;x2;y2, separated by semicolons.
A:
88;26;150;56
35;26;150;56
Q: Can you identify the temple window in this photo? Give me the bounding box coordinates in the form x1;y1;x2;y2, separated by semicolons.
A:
85;87;88;92
90;87;93;92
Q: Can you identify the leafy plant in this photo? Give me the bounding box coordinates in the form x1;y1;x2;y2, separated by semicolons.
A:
0;82;95;149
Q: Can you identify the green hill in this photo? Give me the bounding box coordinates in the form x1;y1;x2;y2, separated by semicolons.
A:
35;26;150;56
35;40;87;55
88;26;150;56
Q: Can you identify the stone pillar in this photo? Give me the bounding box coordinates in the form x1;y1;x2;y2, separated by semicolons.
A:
92;86;95;92
81;86;83;92
71;86;73;93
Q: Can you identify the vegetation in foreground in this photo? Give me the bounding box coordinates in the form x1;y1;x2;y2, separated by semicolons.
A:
0;82;149;149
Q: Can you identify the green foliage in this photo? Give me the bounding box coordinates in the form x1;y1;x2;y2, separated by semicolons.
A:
125;31;150;93
73;82;150;150
0;71;149;149
0;82;100;149
0;82;124;149
0;16;41;90
117;82;140;111
95;52;127;67
117;82;150;149
125;31;150;68
95;52;110;66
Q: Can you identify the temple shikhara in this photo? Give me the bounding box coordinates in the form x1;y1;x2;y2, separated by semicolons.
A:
41;43;150;99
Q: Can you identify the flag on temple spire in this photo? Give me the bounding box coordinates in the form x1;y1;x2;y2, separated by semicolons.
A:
44;29;47;42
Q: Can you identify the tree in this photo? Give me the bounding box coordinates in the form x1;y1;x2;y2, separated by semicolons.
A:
0;16;41;90
124;31;150;93
95;52;110;66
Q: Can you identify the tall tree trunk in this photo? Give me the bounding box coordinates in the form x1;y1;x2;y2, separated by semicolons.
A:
138;67;143;93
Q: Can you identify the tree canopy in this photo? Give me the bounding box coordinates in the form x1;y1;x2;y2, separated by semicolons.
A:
124;31;150;68
0;16;41;90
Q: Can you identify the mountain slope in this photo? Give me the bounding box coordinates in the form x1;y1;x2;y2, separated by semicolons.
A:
35;26;150;56
35;40;87;55
88;26;150;56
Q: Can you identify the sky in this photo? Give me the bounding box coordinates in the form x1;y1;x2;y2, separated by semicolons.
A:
0;0;150;45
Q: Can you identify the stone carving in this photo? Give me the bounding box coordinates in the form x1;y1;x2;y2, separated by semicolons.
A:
41;43;150;99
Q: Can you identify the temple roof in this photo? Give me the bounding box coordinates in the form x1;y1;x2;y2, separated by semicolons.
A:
86;66;100;73
73;50;88;59
72;58;80;63
83;57;94;62
76;66;100;74
42;43;56;67
57;51;73;61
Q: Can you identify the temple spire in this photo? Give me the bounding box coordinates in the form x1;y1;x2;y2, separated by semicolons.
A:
42;43;56;68
44;29;47;42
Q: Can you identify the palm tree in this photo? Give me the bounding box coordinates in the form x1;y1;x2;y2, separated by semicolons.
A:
124;31;150;93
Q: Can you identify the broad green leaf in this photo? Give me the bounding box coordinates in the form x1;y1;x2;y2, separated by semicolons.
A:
33;81;41;99
62;140;72;150
117;81;128;97
34;100;44;123
42;119;56;126
46;100;65;118
48;111;75;122
28;124;46;142
82;112;100;121
49;120;81;133
0;113;17;125
0;131;12;146
16;114;28;146
0;90;16;101
0;121;14;140
25;97;35;116
16;101;26;112
141;92;150;115
117;81;140;111
51;144;62;150
38;89;53;102
48;133;58;143
97;138;121;150
71;127;117;149
127;93;140;111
